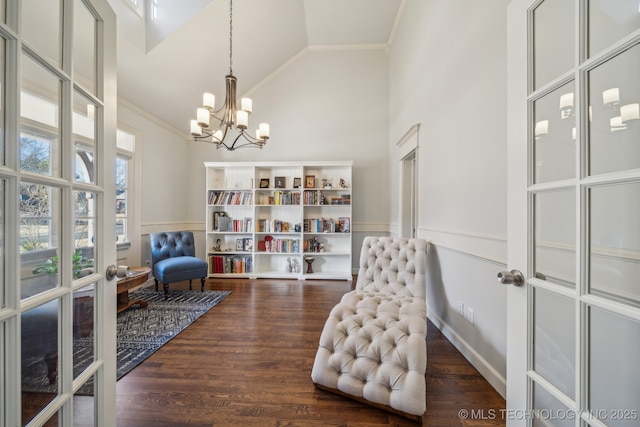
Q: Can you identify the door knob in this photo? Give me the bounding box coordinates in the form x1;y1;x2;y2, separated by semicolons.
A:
106;265;118;281
497;269;524;286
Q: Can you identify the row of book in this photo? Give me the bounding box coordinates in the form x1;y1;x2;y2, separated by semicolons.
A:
208;191;253;205
208;254;252;274
259;191;301;205
255;219;300;233
303;217;350;233
257;238;300;253
215;216;253;232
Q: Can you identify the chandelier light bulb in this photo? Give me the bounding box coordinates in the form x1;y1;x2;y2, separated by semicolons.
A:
197;108;210;127
190;120;202;136
236;110;248;129
241;98;252;113
203;93;215;110
259;123;270;139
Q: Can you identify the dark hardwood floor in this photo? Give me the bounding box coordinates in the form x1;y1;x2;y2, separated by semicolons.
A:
116;278;505;426
22;278;505;426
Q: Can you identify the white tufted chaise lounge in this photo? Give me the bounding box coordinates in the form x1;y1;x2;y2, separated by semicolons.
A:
311;236;428;421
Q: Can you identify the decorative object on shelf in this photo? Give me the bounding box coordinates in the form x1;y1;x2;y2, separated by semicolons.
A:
259;178;269;188
213;211;227;230
304;256;315;274
189;0;270;150
322;179;332;189
274;176;286;188
339;178;348;188
305;175;315;188
212;238;222;252
293;177;301;188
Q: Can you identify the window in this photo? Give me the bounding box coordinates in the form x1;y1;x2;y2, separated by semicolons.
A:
116;129;135;245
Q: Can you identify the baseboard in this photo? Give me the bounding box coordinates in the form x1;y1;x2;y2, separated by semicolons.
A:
427;310;506;399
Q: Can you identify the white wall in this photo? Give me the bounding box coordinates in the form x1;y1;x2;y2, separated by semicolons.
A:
388;0;509;396
117;101;194;265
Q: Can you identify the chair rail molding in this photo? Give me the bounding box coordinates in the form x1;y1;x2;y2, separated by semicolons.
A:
418;226;507;266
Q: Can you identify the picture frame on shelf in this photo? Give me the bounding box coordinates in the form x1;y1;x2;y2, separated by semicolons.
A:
274;176;286;188
243;238;253;252
293;177;301;188
305;175;315;188
259;178;269;188
236;239;244;251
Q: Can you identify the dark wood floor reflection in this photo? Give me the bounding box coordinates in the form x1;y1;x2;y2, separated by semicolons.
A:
22;278;505;426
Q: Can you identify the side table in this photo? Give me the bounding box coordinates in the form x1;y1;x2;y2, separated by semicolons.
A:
116;266;151;313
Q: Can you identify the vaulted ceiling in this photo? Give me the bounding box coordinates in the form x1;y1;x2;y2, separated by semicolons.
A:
109;0;403;134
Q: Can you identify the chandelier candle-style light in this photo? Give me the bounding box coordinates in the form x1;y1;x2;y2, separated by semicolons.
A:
190;0;269;150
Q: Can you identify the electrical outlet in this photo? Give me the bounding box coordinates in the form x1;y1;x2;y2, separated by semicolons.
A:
457;301;464;316
466;307;474;324
145;259;151;267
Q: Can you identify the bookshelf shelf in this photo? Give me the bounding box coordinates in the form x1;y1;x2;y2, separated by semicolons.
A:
205;161;352;280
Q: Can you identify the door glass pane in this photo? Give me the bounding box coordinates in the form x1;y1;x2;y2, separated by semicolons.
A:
533;82;576;184
21;300;59;422
74;191;96;276
20;54;61;177
0;37;4;165
20;185;61;298
116;156;128;244
74;91;97;184
73;0;97;95
532;382;574;427
0;180;3;308
589;306;640;426
588;0;640;57
0;1;5;23
589;182;640;306
588;43;640;176
73;285;95;382
533;0;574;90
74;391;96;427
533;287;575;398
21;0;61;67
534;189;576;287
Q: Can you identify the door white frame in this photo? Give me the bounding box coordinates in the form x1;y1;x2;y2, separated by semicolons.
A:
397;124;420;238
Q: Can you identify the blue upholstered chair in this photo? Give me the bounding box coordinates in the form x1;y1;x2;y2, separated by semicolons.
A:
149;231;208;299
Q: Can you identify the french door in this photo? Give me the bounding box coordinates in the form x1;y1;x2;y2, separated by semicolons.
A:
0;0;117;425
507;0;640;426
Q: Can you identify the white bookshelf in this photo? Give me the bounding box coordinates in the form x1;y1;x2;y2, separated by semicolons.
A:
204;161;353;280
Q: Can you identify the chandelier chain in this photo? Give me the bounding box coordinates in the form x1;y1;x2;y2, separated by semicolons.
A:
229;0;233;75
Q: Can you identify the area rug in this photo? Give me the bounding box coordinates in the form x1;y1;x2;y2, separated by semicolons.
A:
22;289;231;395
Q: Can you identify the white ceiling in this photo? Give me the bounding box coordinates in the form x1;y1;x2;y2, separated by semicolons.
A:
109;0;403;134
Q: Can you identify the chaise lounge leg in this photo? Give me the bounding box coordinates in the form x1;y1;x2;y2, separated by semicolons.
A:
189;279;193;290
163;283;169;300
200;277;205;292
154;278;159;291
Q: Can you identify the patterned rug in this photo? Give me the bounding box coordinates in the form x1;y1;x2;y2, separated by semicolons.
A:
22;289;231;395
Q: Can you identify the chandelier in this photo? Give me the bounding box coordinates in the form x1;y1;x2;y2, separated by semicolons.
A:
190;0;270;150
